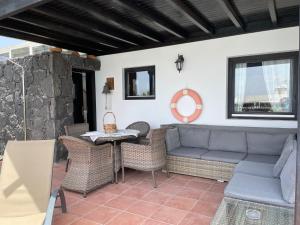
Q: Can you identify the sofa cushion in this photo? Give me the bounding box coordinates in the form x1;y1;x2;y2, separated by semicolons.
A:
225;173;293;208
247;132;288;155
280;150;296;204
234;161;274;178
273;136;296;177
244;154;279;164
179;127;210;148
208;130;247;153
168;147;208;159
165;128;181;152
201;151;246;163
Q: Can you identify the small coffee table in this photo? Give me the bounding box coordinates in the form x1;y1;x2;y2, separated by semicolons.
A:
211;197;294;225
81;130;140;183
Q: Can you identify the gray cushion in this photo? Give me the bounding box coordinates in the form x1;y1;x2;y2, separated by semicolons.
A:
165;128;181;151
201;151;246;163
208;130;247;153
273;136;296;177
168;147;208;159
244;154;279;164
225;173;293;208
234;161;274;178
280;150;296;204
179;127;210;148
247;132;288;155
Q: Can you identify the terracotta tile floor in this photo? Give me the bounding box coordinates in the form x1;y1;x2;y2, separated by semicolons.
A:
52;161;226;225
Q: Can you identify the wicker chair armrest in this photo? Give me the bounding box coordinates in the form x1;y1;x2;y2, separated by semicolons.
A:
121;142;152;154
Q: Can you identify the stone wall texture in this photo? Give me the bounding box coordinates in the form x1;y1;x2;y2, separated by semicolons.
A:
0;52;100;160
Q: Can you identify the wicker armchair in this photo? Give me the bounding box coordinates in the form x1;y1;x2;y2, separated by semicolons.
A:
126;121;150;143
121;128;169;188
64;123;89;172
59;136;113;197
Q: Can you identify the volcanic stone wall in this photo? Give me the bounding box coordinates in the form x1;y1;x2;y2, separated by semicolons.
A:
0;52;100;160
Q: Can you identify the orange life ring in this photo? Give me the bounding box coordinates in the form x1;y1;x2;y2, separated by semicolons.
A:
170;89;203;123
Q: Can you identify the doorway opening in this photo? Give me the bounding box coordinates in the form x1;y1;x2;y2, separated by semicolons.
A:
72;69;96;131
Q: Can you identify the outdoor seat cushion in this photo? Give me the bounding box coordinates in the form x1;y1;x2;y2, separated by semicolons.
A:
178;127;210;148
201;151;246;163
225;173;293;208
208;130;247;153
246;132;288;155
244;154;279;164
166;128;181;151
234;161;274;178
168;147;208;159
280;150;296;204
273;136;296;177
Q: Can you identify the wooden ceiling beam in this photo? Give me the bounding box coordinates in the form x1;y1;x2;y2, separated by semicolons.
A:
216;0;245;30
167;0;214;34
60;0;164;43
0;27;103;55
0;18;108;53
12;13;121;50
268;0;278;25
31;7;143;46
116;0;188;39
0;0;51;20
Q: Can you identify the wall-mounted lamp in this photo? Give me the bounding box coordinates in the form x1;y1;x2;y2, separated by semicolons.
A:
175;54;184;73
102;82;111;110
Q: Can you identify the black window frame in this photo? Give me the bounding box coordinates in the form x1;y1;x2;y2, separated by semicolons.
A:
227;51;298;120
124;65;156;100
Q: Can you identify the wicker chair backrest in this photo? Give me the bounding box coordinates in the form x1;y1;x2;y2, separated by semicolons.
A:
59;136;94;153
149;128;166;152
64;123;89;138
126;121;150;137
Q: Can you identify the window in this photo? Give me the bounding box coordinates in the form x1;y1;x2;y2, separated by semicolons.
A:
11;47;30;58
228;52;298;120
32;45;49;55
0;52;9;58
124;66;155;100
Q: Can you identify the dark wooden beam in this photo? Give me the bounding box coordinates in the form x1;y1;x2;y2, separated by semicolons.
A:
12;13;121;50
0;0;51;20
60;0;164;43
0;18;108;53
167;0;214;34
216;0;244;30
0;27;102;55
268;0;278;25
116;0;188;39
31;7;143;46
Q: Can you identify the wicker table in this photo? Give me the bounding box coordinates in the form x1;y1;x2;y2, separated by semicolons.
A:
211;197;294;225
81;130;140;183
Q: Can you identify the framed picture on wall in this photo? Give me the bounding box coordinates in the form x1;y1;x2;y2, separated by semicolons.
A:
124;65;155;100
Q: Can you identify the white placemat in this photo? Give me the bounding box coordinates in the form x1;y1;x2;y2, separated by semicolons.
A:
81;129;139;142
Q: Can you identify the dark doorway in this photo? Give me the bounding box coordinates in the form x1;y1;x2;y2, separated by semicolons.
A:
72;69;97;131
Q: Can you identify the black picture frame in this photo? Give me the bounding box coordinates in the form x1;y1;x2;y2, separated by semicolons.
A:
227;51;299;120
124;65;155;100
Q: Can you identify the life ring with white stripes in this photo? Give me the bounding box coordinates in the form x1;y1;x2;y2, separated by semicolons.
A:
170;89;203;123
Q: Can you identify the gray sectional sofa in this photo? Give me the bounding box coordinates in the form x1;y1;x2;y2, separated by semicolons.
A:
163;124;296;181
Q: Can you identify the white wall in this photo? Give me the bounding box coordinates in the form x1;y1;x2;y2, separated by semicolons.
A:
96;27;299;130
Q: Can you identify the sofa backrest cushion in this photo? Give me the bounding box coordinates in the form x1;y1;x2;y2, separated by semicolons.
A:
280;150;296;204
178;127;210;148
247;133;288;155
165;128;181;151
208;130;247;153
273;135;296;177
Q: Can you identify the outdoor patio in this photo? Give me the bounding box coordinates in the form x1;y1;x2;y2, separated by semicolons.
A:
51;161;225;225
